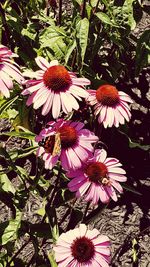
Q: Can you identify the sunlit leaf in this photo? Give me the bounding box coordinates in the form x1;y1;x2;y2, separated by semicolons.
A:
76;18;89;64
96;12;114;25
0;172;16;194
0;210;22;245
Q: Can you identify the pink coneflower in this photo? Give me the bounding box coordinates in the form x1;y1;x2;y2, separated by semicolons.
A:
22;56;90;118
87;84;133;128
54;224;111;267
67;149;127;204
35;119;98;170
0;45;23;98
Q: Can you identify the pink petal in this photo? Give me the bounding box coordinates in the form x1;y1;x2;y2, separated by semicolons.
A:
105;186;117;201
109;167;126;174
79;224;87;237
36;146;45;156
67;92;79;110
35;56;50;70
71;77;91;86
94;149;107;163
117;105;130;122
111;180;123;193
76;181;91;197
22;81;44;95
67;147;82;169
42;91;54;115
60;92;73;113
109;173;127;182
0;70;13;89
69;85;89;98
52;93;61;118
73;145;89;162
2;62;23;83
33;89;49;109
99;186;110;203
0;78;10;98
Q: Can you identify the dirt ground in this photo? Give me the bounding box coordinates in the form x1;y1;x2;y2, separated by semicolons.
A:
0;1;150;267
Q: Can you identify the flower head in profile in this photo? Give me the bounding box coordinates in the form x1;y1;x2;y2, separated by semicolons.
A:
67;149;127;204
22;56;90;118
53;224;111;267
0;45;23;98
87;84;133;128
35;119;98;170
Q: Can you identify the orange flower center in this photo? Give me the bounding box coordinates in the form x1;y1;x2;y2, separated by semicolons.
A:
85;162;108;184
43;65;71;92
96;84;120;107
58;125;78;148
71;236;95;263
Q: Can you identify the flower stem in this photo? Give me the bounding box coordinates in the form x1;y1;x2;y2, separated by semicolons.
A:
58;0;62;25
81;0;87;19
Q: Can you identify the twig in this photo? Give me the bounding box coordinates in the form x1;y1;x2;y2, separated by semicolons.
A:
58;0;62;25
81;0;87;19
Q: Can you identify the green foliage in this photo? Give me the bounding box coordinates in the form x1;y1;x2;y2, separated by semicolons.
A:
0;0;149;265
135;29;150;75
0;210;22;245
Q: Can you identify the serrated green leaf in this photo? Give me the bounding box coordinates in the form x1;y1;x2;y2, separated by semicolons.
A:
39;26;67;59
76;18;89;64
0;210;22;245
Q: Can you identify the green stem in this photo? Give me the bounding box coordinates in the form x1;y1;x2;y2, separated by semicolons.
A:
81;0;87;19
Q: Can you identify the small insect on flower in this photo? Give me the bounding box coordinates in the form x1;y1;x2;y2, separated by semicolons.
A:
67;149;127;204
35;119;98;170
39;132;61;156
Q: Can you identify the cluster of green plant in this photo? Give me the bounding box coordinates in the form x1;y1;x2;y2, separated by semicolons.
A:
0;0;150;266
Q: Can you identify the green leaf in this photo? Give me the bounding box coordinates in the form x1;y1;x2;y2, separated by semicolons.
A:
96;12;114;25
122;0;136;30
122;184;142;196
45;206;59;243
9;146;37;161
65;40;76;64
0;210;22;245
0;172;16;194
119;131;150;151
48;252;58;267
39;26;67;59
135;29;150;75
0;130;36;140
76;18;89;64
0;95;19;114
